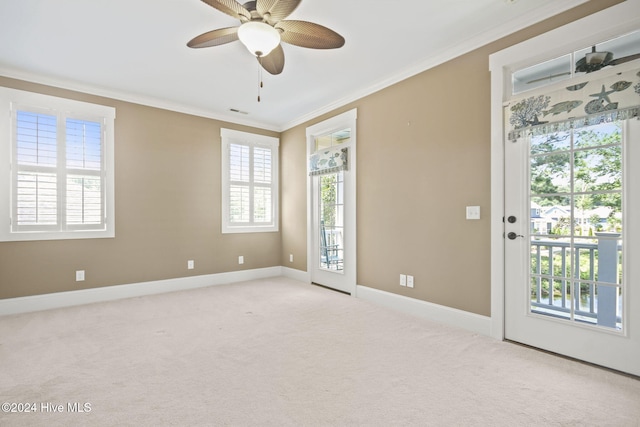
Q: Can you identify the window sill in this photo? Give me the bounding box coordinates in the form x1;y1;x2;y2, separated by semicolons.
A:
0;229;115;242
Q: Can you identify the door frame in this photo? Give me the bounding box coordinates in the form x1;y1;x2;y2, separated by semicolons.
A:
489;1;640;340
306;109;357;294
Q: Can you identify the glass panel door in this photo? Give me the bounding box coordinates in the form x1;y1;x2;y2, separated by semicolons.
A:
504;117;640;376
319;172;344;272
306;109;357;295
529;122;623;330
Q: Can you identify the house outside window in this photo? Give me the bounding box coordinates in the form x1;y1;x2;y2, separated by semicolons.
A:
221;128;279;233
0;87;115;242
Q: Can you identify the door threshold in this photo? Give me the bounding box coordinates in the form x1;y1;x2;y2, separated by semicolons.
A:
504;339;639;381
311;282;351;296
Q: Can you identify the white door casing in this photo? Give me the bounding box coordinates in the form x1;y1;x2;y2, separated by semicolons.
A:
490;1;640;374
306;109;357;294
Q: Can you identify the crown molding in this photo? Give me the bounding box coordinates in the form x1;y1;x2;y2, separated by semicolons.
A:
1;0;589;133
0;66;281;132
281;0;589;131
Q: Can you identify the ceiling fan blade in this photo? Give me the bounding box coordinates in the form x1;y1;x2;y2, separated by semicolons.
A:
187;27;239;48
200;0;251;22
276;20;345;49
256;0;301;24
259;44;285;75
609;53;640;65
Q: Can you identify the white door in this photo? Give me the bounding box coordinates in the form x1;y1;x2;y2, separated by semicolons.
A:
311;170;350;293
505;116;640;376
306;110;357;295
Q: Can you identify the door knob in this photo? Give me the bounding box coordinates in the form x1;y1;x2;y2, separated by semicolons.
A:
507;232;524;240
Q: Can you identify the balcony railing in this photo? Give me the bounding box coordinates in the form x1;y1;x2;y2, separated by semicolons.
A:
530;233;622;330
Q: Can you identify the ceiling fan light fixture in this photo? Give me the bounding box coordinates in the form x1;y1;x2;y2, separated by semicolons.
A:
586;51;610;65
237;21;281;57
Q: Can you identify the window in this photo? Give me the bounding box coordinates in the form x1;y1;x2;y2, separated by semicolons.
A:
314;128;351;151
221;128;279;233
511;30;640;95
0;87;115;241
529;122;624;330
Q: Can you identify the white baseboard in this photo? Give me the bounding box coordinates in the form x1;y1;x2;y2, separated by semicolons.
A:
281;267;310;283
356;285;492;336
0;266;283;316
1;269;492;337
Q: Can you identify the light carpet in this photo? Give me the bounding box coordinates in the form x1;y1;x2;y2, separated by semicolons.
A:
0;277;639;426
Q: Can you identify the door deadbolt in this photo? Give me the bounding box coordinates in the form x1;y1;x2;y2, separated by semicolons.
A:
507;216;517;223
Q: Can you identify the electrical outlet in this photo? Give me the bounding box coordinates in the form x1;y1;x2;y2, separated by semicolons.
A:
466;206;481;220
238;255;244;265
400;274;407;287
407;275;414;288
289;254;294;263
187;260;194;270
76;270;85;282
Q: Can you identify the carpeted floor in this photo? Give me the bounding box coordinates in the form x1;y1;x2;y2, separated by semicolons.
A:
1;277;639;426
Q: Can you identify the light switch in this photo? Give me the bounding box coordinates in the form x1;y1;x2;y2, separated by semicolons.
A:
466;206;481;220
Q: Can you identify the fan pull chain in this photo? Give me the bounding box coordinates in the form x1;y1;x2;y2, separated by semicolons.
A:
257;57;263;102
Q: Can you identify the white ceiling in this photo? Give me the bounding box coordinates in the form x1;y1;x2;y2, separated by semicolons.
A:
0;0;588;131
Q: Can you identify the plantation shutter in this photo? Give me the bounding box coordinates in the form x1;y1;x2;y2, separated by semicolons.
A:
1;86;115;242
221;128;279;233
13;110;106;231
229;142;250;223
253;145;272;223
65;118;104;227
228;142;274;225
14;111;58;229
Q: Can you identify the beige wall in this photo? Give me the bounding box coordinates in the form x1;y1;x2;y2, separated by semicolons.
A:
280;0;624;316
0;0;623;308
0;78;280;299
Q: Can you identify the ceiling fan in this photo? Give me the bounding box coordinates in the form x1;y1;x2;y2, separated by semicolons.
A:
187;0;345;76
575;45;640;73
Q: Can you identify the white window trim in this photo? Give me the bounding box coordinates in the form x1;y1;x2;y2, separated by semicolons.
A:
0;87;115;242
221;128;279;234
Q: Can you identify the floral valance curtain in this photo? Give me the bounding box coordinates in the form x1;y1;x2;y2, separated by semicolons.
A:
506;67;640;141
309;147;348;176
